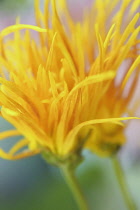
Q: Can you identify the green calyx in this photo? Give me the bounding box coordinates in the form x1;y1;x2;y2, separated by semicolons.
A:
41;150;83;170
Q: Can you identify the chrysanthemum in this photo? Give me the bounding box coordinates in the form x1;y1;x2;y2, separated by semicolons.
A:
0;0;139;164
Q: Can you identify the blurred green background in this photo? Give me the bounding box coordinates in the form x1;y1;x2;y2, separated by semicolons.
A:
0;1;140;210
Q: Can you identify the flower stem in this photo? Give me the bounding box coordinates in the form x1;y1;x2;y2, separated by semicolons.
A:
60;164;89;210
112;157;137;210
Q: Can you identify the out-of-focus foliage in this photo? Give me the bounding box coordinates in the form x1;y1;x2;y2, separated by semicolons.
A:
0;0;27;5
0;0;28;11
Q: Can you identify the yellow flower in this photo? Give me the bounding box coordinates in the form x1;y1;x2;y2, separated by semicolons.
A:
0;0;139;163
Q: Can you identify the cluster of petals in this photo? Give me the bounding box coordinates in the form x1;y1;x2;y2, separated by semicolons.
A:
0;0;139;162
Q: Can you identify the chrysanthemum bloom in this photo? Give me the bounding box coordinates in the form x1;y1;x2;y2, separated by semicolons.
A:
0;0;139;165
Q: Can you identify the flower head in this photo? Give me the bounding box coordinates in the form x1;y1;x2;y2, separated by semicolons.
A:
0;0;139;163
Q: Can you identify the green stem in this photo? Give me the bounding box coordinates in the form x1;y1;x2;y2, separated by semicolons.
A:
60;164;89;210
112;157;137;210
